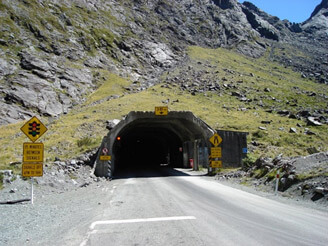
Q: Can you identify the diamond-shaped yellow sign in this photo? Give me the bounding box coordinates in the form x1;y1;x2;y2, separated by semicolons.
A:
21;116;47;143
209;133;222;147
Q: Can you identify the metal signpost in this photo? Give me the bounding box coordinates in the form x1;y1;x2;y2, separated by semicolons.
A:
209;133;223;171
21;116;47;204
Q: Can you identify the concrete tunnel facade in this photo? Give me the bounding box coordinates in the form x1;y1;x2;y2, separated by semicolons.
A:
94;111;215;178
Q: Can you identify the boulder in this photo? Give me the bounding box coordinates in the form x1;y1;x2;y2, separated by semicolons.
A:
289;127;297;133
307;117;323;126
4;72;63;116
19;52;52;72
106;119;121;130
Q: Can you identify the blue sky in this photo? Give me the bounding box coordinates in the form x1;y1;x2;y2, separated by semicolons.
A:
238;0;321;23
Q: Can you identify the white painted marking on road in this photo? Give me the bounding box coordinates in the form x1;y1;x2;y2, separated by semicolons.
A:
89;216;196;230
80;216;196;246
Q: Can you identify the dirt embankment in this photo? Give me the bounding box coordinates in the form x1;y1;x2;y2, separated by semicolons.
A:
216;152;328;208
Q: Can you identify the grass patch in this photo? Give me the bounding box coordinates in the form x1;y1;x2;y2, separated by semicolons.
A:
77;137;94;148
85;72;130;104
296;171;327;181
243;154;257;168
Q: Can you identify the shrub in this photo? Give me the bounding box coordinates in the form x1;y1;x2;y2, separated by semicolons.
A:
243;154;257;169
77;137;94;147
252;130;267;139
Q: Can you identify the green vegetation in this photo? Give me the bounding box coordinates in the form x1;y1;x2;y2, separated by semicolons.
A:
251;168;269;179
296;169;328;181
77;137;94;148
242;154;257;168
0;45;327;173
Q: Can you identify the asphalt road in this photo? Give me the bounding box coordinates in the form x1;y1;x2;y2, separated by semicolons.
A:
79;168;328;246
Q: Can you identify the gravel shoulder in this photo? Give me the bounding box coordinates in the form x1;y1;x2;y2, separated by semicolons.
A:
0;164;115;246
0;179;116;246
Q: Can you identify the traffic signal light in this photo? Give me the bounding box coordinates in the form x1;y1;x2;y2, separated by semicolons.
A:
28;121;40;137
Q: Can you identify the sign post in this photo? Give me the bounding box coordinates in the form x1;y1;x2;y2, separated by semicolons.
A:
20;116;47;204
275;170;280;195
209;133;223;173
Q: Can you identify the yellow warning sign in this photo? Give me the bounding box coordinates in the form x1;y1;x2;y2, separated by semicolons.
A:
211;147;222;158
209;133;222;147
21;116;47;143
155;106;168;116
210;160;222;168
23;143;44;163
100;155;111;161
22;163;43;177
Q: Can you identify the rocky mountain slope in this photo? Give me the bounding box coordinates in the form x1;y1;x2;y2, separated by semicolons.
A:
0;0;327;125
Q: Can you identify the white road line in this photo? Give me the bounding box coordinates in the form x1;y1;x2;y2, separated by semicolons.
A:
89;216;196;229
80;216;196;246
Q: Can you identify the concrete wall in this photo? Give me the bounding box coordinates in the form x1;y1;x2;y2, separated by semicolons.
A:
216;130;248;168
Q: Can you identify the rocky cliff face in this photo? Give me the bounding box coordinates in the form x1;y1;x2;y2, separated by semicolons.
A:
0;0;327;125
303;0;328;35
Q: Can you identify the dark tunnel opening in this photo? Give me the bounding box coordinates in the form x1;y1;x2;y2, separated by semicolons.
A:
95;111;216;179
113;126;184;176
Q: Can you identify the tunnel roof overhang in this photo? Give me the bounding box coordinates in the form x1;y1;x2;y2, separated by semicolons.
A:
109;111;215;143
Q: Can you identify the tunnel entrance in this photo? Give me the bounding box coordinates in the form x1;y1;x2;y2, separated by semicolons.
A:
94;111;215;178
114;126;183;171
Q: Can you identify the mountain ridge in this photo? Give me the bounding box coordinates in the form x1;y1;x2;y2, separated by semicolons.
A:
0;0;327;125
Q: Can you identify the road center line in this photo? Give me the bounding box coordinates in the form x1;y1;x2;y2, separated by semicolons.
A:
90;216;196;230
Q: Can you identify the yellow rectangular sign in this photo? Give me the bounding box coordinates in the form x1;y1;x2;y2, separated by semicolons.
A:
155;106;168;116
211;147;222;158
100;155;111;161
22;163;43;177
210;160;222;168
23;143;44;163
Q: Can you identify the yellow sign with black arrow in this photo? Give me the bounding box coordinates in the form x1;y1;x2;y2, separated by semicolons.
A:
209;133;222;147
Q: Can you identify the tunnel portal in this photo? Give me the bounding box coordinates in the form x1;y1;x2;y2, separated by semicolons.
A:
94;111;215;178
